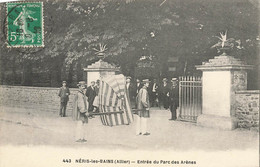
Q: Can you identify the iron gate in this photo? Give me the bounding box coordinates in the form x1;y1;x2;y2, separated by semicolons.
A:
179;76;202;122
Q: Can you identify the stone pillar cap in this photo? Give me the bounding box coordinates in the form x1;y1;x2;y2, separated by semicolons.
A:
83;59;120;72
196;54;253;71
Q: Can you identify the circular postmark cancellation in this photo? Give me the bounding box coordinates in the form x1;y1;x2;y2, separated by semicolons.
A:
4;2;44;48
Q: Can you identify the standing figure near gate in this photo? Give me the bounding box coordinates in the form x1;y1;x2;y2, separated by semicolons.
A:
135;78;142;97
93;79;100;113
169;78;179;120
86;81;96;118
160;78;170;109
72;81;89;143
134;78;142;108
58;81;70;117
125;76;134;108
136;79;151;136
151;79;159;107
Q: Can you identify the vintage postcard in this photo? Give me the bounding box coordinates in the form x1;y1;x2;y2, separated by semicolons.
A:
0;0;259;167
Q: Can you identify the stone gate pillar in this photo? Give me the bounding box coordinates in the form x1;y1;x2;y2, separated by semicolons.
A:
83;59;120;86
196;53;253;130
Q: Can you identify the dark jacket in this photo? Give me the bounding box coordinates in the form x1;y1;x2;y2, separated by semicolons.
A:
169;85;179;106
86;86;96;103
94;85;100;96
134;83;143;97
161;83;170;95
58;86;70;102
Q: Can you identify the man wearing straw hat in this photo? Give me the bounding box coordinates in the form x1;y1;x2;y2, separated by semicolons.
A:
136;79;151;136
72;81;89;143
169;78;179;120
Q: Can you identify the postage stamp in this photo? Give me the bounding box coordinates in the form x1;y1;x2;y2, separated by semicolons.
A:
6;2;44;47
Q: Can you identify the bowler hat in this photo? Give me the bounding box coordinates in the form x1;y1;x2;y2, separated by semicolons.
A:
142;79;151;83
171;78;178;82
77;81;87;87
62;81;67;83
126;76;132;80
162;78;168;82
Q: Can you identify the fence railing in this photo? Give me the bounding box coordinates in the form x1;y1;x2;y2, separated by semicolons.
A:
179;76;202;122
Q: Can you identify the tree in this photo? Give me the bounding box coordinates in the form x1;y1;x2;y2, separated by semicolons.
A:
0;0;259;88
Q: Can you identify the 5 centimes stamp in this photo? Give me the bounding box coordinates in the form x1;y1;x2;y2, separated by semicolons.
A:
6;2;44;47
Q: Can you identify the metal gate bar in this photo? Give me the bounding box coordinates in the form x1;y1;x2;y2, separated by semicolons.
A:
179;76;202;122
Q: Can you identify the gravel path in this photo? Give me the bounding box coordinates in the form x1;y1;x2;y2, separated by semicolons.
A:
0;106;258;151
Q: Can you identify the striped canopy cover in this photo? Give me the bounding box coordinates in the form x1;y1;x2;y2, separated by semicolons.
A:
98;74;133;126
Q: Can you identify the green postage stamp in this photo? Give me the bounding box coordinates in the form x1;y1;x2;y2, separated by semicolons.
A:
6;2;44;47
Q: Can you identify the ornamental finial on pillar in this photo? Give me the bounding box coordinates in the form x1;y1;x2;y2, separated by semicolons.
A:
211;30;235;55
92;43;108;59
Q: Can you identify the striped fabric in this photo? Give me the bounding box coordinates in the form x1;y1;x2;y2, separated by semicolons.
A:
98;74;134;126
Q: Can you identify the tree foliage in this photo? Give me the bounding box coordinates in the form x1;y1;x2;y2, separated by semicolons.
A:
0;0;259;86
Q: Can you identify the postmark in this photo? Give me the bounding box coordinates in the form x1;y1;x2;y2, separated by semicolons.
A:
6;2;44;48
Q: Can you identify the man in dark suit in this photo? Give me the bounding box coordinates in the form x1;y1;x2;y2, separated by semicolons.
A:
58;81;70;117
150;79;159;107
86;81;96;118
160;78;170;109
169;78;179;120
134;78;142;97
125;76;134;108
93;79;100;113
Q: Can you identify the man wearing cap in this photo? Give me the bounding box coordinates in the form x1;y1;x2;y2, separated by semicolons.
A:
136;79;151;136
58;81;70;117
72;81;89;143
169;78;179;120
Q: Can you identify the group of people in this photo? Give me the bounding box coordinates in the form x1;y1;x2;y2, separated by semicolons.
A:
58;80;100;143
58;80;100;118
126;77;179;136
126;77;179;120
57;76;179;142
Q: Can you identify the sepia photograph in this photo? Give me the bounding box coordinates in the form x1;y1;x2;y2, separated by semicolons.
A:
0;0;259;166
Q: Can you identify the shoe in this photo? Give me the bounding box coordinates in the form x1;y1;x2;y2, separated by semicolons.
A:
143;132;150;136
169;119;174;121
136;133;142;136
76;139;82;142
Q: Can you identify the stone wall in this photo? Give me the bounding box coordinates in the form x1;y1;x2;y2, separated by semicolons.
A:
0;85;78;115
235;90;259;131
